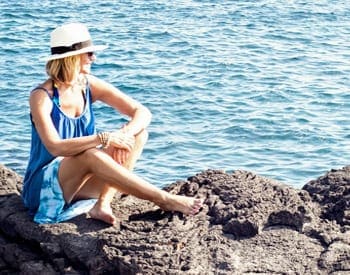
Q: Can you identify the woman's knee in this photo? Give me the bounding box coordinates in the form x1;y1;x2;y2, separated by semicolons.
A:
135;129;148;147
100;130;148;165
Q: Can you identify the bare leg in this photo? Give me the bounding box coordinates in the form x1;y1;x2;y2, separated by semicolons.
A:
123;129;148;171
76;130;148;224
58;146;202;224
85;184;118;224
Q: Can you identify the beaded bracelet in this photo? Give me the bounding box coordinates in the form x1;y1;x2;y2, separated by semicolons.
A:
98;132;110;148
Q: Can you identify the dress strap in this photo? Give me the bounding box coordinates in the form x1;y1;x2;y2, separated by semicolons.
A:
31;86;50;95
52;81;61;107
31;85;60;106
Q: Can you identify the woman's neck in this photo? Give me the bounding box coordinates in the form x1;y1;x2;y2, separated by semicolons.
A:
53;74;85;91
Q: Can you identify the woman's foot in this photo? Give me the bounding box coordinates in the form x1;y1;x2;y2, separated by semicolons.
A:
88;202;117;225
159;194;203;215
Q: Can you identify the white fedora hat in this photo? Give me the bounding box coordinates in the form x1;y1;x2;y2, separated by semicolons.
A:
45;22;107;61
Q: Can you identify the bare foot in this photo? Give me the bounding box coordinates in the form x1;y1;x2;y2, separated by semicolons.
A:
88;203;117;225
159;194;203;215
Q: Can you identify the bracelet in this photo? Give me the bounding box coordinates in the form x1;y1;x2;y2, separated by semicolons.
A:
98;132;110;148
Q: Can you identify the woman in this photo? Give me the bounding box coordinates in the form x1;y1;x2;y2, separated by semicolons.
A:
22;22;202;225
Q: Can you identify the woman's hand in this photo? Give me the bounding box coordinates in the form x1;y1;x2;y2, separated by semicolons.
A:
112;148;130;165
107;130;134;165
109;130;135;152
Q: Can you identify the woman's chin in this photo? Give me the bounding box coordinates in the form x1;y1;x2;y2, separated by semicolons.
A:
81;66;91;74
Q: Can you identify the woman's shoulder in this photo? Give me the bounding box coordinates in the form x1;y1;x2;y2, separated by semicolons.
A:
85;74;113;94
85;74;102;86
30;80;55;107
31;79;53;96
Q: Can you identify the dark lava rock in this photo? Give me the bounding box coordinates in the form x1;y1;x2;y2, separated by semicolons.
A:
0;163;349;274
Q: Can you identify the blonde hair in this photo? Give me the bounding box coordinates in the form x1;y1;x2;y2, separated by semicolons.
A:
46;55;81;84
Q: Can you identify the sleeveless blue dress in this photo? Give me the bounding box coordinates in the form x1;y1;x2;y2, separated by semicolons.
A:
22;83;97;223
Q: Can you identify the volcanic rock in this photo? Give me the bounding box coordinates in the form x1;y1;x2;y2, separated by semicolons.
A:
0;163;349;274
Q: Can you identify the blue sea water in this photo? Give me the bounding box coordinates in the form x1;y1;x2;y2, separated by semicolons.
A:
1;0;350;188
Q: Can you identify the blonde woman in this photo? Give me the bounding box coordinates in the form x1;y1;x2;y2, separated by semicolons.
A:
22;22;202;225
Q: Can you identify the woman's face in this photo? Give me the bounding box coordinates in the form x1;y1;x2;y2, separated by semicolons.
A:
80;52;95;74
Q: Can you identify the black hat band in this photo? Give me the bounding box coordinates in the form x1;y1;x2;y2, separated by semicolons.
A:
51;40;92;55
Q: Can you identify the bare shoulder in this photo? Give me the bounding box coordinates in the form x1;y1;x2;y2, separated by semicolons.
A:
86;74;121;101
30;80;53;110
86;74;112;90
30;80;53;98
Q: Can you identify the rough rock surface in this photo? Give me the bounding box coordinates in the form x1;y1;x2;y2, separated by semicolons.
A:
0;163;349;274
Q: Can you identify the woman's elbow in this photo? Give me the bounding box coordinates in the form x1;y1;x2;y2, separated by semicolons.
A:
46;144;62;157
137;105;152;124
144;106;152;122
45;140;65;157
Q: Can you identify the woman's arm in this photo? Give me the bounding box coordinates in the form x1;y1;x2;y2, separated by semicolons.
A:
88;75;152;136
30;89;102;156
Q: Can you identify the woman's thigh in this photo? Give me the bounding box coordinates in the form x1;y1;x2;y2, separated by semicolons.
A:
70;147;127;201
61;130;148;202
60;147;122;202
58;148;99;203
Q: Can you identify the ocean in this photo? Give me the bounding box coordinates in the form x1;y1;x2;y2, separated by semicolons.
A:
1;0;350;188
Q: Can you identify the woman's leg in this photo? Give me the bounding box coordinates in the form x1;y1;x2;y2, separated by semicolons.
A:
58;147;202;220
58;130;202;224
77;130;149;224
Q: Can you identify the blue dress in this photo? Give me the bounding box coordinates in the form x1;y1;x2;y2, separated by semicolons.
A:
22;83;97;223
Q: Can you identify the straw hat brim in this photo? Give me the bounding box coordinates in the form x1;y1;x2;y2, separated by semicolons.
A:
43;44;108;61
